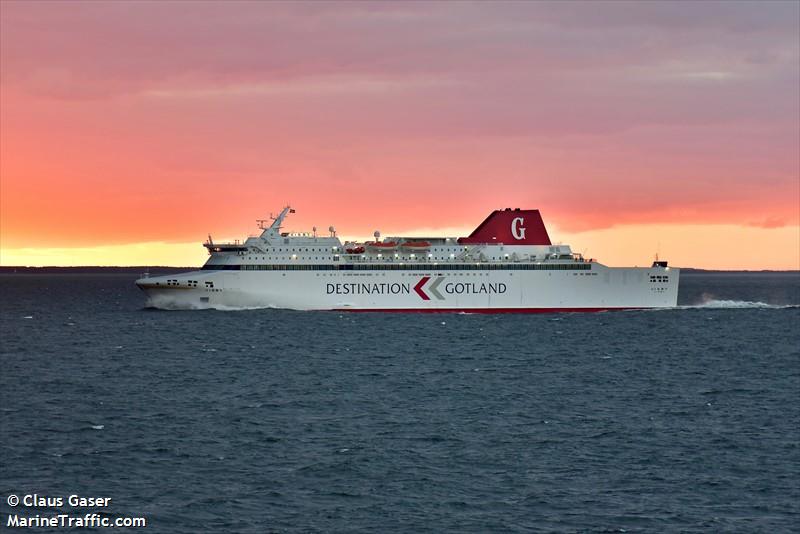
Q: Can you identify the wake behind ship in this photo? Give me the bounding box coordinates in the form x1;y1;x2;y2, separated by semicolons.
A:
136;206;679;312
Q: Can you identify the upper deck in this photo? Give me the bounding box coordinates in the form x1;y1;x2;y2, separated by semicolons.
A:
201;206;593;271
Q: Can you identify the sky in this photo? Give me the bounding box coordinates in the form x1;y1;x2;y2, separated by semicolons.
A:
1;1;798;269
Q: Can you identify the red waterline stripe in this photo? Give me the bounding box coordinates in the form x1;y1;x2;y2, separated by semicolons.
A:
334;307;645;314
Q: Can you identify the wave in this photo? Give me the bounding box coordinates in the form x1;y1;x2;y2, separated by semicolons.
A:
145;303;278;312
143;295;281;311
208;304;280;312
144;296;797;312
683;299;798;309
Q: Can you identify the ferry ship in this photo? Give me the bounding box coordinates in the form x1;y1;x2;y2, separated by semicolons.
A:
136;206;679;312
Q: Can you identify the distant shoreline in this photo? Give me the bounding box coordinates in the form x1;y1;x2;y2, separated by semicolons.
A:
0;266;190;274
0;266;797;275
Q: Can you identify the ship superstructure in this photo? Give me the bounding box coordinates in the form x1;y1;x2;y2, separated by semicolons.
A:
136;206;679;311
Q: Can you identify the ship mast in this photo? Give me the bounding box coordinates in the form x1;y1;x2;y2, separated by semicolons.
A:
258;205;293;238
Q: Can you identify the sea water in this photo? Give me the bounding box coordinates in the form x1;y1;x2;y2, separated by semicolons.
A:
1;272;798;532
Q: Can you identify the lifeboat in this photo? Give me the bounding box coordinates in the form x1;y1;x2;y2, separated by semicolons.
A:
401;240;431;251
366;241;398;251
345;246;365;254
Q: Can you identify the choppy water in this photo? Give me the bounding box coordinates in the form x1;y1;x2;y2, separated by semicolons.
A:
1;272;798;532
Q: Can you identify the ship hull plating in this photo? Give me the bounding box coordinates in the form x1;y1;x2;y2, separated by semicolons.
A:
136;265;679;311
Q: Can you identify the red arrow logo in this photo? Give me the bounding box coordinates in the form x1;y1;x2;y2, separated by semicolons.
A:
413;276;431;300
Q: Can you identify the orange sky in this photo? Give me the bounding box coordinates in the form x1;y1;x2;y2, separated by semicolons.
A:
1;1;798;269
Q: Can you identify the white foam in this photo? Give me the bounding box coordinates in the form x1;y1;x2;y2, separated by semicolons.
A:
145;299;278;312
687;299;795;309
211;304;280;311
146;299;797;312
631;299;798;312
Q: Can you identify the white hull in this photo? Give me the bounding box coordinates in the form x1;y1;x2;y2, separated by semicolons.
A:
137;264;679;312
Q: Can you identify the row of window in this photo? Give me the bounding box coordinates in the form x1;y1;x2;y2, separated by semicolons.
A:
203;263;592;272
274;248;333;252
166;278;197;286
158;280;216;288
237;256;525;262
227;246;518;255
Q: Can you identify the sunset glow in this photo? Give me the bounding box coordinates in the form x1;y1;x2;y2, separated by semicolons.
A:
1;1;798;269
